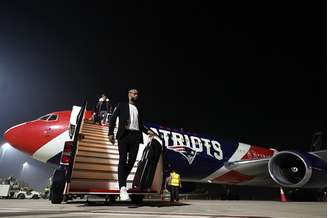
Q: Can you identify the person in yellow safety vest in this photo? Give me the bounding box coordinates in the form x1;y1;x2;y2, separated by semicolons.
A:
169;169;181;202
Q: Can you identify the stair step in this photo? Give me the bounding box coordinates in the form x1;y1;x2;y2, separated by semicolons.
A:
83;123;109;130
79;139;115;146
69;179;133;191
78;142;118;150
82;135;109;142
71;170;135;181
75;154;139;166
78;146;119;155
76;150;119;159
73;162;137;173
82;124;109;129
81;131;109;137
75;156;120;165
82;128;109;134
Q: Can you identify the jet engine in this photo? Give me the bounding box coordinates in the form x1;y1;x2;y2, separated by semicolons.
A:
268;151;326;188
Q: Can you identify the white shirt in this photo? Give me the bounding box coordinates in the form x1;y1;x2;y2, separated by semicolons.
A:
126;104;139;131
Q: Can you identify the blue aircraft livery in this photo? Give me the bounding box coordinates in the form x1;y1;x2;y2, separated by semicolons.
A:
145;122;260;182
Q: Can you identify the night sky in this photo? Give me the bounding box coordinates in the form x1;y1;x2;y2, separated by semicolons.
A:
0;1;326;162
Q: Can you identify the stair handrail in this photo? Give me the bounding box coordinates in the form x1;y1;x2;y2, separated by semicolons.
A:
66;100;88;183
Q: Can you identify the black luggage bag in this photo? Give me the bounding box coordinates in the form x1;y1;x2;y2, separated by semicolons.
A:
132;137;162;191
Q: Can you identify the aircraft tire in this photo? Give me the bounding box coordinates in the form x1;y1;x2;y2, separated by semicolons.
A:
50;180;64;204
105;195;118;205
50;168;66;204
130;194;144;204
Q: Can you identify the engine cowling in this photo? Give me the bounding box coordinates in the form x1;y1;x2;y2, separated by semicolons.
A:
268;151;326;188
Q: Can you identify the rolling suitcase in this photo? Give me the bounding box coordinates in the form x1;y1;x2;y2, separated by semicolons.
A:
132;137;162;191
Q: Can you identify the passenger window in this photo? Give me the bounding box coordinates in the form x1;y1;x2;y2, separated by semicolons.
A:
48;114;58;121
39;115;50;120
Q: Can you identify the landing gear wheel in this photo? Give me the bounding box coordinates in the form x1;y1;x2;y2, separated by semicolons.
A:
63;194;72;202
50;168;66;204
50;181;65;204
109;195;118;203
130;195;144;204
105;195;118;205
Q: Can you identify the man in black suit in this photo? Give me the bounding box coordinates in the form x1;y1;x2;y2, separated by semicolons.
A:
108;89;154;200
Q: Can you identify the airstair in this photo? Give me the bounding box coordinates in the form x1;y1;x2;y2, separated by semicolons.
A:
50;102;163;204
68;120;138;193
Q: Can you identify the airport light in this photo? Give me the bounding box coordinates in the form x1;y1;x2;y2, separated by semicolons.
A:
22;162;29;169
1;143;12;161
20;162;31;180
2;143;11;151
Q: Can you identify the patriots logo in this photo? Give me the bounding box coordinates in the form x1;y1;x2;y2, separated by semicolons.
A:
167;145;198;165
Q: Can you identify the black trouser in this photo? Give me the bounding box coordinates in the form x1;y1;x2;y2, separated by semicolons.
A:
170;186;179;202
118;130;140;188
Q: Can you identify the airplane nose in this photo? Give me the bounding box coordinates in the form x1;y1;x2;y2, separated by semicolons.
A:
3;123;29;153
4;127;16;144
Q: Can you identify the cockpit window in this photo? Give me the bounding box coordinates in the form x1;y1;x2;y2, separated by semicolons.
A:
38;114;51;120
38;114;58;121
48;114;58;121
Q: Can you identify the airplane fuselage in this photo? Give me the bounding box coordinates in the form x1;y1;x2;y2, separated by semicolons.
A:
4;110;325;188
4;110;276;186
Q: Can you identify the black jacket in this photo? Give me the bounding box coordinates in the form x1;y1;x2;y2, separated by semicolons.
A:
108;102;148;143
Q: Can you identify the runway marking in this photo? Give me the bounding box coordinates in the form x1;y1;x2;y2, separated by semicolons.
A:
0;208;272;218
88;210;272;218
74;212;208;218
0;208;36;212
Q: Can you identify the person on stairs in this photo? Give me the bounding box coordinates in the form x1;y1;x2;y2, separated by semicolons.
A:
108;88;154;201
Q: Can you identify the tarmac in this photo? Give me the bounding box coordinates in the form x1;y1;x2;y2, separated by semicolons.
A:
0;199;326;218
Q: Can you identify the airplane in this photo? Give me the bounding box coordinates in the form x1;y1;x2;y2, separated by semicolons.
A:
3;106;327;202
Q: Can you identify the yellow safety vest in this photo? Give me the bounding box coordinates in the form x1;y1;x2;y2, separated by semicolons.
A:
169;172;180;187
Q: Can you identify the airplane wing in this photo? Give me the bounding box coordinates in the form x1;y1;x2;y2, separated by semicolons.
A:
310;150;326;162
224;158;277;186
